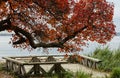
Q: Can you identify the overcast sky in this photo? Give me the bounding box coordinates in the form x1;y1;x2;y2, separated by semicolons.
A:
107;0;120;18
107;0;120;32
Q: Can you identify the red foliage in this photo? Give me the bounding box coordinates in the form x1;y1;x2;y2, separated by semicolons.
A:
0;0;116;53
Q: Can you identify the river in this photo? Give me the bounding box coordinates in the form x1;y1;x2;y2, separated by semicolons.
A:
0;36;120;58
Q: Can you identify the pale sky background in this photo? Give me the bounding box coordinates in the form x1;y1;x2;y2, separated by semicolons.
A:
107;0;120;18
107;0;120;32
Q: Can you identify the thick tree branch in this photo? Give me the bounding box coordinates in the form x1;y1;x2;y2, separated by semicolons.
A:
32;0;62;20
0;25;9;31
12;26;63;48
13;37;26;44
61;26;87;44
0;18;11;31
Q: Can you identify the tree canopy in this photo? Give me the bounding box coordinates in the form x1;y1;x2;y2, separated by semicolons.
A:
0;0;115;53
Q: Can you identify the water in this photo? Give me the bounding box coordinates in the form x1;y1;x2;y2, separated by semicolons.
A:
0;36;65;58
0;36;120;59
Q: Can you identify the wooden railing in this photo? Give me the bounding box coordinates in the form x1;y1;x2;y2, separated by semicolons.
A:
67;55;102;69
80;55;102;69
3;55;101;77
3;56;67;78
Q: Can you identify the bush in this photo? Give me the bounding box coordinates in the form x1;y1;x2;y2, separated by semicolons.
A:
92;47;112;60
110;67;120;78
91;47;120;71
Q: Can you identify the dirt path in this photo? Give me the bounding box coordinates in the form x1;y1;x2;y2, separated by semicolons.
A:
0;71;14;78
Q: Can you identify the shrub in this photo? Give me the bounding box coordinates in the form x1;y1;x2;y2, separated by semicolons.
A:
110;67;120;78
92;47;112;60
91;47;118;71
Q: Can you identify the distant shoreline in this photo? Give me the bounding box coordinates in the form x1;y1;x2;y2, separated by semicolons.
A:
0;34;12;36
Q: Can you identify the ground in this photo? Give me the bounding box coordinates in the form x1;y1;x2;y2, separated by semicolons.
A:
0;71;14;78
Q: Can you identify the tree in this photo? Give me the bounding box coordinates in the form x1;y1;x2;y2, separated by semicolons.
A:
0;0;115;53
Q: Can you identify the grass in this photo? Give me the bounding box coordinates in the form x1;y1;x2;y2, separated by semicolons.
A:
0;63;16;78
49;70;91;78
50;71;74;78
110;67;120;78
91;47;120;72
0;63;4;71
75;71;91;78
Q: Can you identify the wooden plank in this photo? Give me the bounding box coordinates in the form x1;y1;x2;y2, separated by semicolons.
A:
13;63;18;73
34;64;40;75
8;55;65;58
48;63;65;74
6;60;9;71
3;55;101;62
80;55;101;62
29;57;41;62
7;60;11;71
39;65;46;75
23;61;68;65
17;65;22;75
21;65;26;75
3;57;24;65
46;56;56;62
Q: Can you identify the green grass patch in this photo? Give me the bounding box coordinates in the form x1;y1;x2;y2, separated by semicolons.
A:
46;70;91;78
22;70;91;78
110;67;120;78
0;63;6;71
75;71;91;78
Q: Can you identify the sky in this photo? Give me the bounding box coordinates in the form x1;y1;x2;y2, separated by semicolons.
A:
107;0;120;32
107;0;120;18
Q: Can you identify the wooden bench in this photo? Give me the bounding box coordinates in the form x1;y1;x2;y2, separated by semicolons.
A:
3;56;68;78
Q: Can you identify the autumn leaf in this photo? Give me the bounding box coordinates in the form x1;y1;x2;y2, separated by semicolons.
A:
0;0;115;53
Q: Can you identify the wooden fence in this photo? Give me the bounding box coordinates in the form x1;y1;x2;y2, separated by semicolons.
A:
80;55;102;69
67;55;102;69
3;55;102;77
